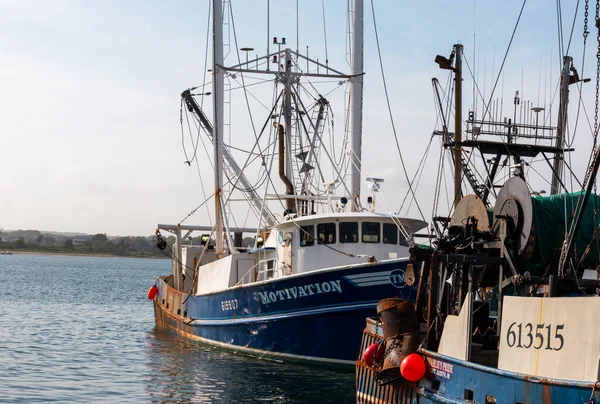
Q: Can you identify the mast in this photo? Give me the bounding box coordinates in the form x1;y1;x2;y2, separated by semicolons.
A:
213;0;225;255
551;56;571;195
283;49;296;211
349;0;364;211
453;43;463;209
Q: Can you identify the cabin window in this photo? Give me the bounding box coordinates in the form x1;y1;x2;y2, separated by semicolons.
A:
362;222;380;243
383;223;398;244
300;225;314;246
317;223;336;244
339;222;358;243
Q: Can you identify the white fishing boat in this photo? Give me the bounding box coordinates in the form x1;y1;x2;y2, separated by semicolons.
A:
150;0;427;366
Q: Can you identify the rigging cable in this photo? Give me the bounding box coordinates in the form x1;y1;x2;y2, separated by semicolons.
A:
369;0;428;228
183;98;202;165
180;99;193;165
479;0;528;125
463;52;495;121
565;0;581;55
403;134;435;215
200;0;212;110
292;84;355;198
556;0;565;60
399;83;444;214
228;74;275;111
567;0;588;152
322;0;329;66
229;2;267;160
181;102;214;227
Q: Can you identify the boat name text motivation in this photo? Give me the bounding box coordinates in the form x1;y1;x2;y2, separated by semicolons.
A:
255;281;342;304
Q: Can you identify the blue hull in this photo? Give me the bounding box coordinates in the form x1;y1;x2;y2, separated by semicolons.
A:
417;350;600;404
154;259;414;365
356;320;600;403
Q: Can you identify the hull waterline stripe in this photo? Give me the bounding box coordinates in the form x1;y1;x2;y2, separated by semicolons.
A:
347;275;390;285
344;271;393;280
188;301;378;326
350;280;395;287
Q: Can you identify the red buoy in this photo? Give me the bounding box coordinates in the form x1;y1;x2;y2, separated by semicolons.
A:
147;285;158;300
400;353;426;382
362;342;383;367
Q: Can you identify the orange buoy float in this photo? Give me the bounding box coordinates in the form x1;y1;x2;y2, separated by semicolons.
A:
147;285;158;300
400;353;426;382
362;342;384;367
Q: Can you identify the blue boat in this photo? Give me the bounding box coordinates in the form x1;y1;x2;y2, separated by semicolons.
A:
357;319;600;403
150;0;427;366
355;36;600;403
155;255;417;365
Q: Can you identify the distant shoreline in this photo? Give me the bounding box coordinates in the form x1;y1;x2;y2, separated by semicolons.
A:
5;251;170;260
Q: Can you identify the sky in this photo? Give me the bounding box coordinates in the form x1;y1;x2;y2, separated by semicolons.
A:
0;0;595;237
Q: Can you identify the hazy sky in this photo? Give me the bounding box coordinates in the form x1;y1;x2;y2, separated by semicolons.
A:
0;0;594;236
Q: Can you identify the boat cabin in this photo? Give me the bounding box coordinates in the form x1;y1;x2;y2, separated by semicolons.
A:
257;212;427;279
168;212;426;295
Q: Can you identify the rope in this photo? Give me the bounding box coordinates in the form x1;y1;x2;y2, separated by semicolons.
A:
181;98;214;227
369;0;428;229
180;100;193;165
398;133;435;214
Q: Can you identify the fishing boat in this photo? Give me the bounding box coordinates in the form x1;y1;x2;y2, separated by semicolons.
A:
149;0;426;366
355;18;600;404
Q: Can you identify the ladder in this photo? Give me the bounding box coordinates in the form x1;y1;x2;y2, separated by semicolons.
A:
446;131;490;207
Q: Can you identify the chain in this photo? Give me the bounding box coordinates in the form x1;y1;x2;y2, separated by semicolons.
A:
594;0;600;198
559;0;600;276
595;0;600;153
596;0;600;268
577;0;600;276
582;0;600;190
585;0;590;44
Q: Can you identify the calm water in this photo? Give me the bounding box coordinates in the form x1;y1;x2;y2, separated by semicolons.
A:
0;254;355;403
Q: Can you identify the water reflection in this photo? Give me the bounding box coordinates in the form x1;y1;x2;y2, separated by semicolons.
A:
1;254;355;403
145;327;356;403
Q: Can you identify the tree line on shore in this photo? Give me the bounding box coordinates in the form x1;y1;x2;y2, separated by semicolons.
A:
0;229;176;258
1;229;257;257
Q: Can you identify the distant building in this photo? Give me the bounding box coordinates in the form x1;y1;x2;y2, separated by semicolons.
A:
72;235;92;246
41;236;56;246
